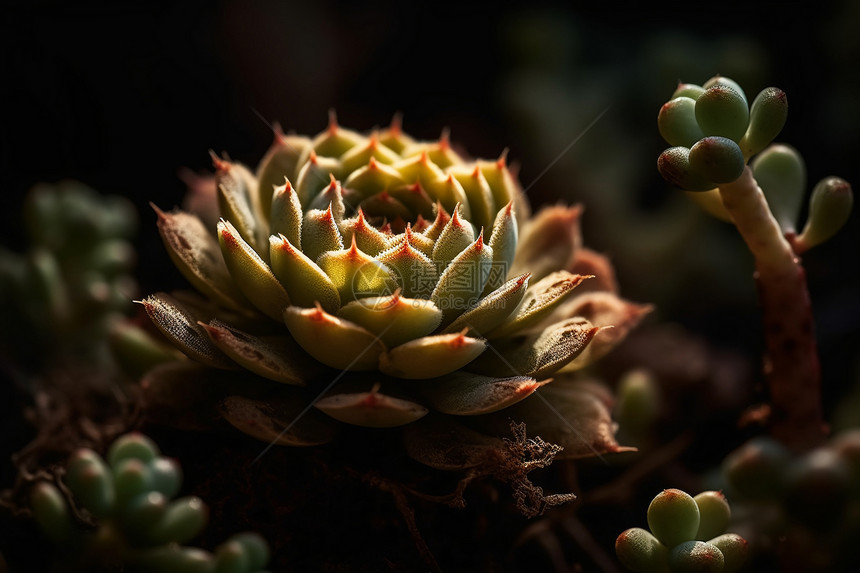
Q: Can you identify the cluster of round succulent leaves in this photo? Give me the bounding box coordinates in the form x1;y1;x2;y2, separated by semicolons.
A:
615;489;749;573
140;115;648;467
30;433;270;572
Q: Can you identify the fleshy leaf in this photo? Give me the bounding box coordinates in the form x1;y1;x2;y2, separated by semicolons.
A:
472;317;599;379
307;176;346;225
402;415;504;470
336;291;442;348
488;271;588;339
750;144;806;232
301;204;344;262
256;126;312;220
315;382;428;427
295;151;341;208
339;208;390;256
739;87;788;158
269;180;303;250
379;331;486;379
431;204;475;266
339;133;400;174
424;174;471;220
341;157;406;203
431;232;493;326
388;183;436;221
418;371;545;416
219;394;338;446
658;96;706;148
658;146;718;192
688;136;746;184
218;219;291;320
797;176;853;251
442;272;531;337
401;130;464;169
137;292;234;368
383;223;435;258
421;202;450;241
375;228;438;298
283;304;385;371
316;236;399;303
695;84;750;142
214;155;267;255
449;164;496;234
307;113;365;158
483;201;518;294
509;204;581;281
152;205;248;311
269;234;341;313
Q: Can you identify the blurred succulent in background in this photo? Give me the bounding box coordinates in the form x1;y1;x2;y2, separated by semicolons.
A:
0;181;138;369
139;115;648;491
30;432;269;572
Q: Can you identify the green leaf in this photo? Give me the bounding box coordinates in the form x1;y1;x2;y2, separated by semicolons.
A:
337;292;442;348
283;305;385;371
30;482;73;544
148;458;182;499
215;156;267;256
270;180;303;250
107;433;160;469
695;84;749;142
424;174;471;220
341;157;406;203
708;534;749;573
657;147;717;192
431;204;475;266
442;272;530;337
339;132;401;174
269;234;341;313
376;229;438;298
703;75;748;105
379;332;486;379
671;83;705;100
797;176;853;250
694;491;731;541
483;202;518;294
295;151;341;208
339;208;391;256
113;459;154;509
388;183;436;222
688;136;746;184
750;144;806;232
668;541;724;573
256;126;312;220
509;204;581;281
316;237;399;303
218;219;292;320
301;205;344;262
65;448;115;518
307;113;365;158
431;232;493;326
658;96;706;148
148;496;208;545
448;164;496;233
488;271;587;339
615;528;670;573
648;489;701;548
739;87;788;158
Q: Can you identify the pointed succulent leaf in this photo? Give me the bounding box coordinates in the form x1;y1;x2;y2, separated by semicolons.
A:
358;191;412;222
422;202;450;241
797;176;853;250
418;371;545;416
431;232;493;325
336;292;442;348
695;84;750;142
431;204;476;266
474;317;599;379
316;236;398;303
750;144;806;232
442;272;531;336
339;208;390;256
402;130;464;168
376;230;438;298
383;223;435;258
740;87;788;158
488;271;587;339
307;176;347;225
295;151;341;207
402;415;504;470
379;331;486;379
218;219;291;320
424;174;471;220
388;183;436;221
377;113;416;153
658;96;706;148
200;319;320;385
449;164;496;232
301;204;344;262
138;292;234;368
339;132;401;174
689;136;746;184
477;376;635;459
342;157;406;203
219;394;338;446
269;234;340;313
658;146;718;192
477;154;526;225
215;157;267;255
393;151;446;193
256;127;312;220
484;201;518;293
315;383;428;427
152;205;248;311
307;113;365;158
510;204;581;280
283;304;385;370
671;83;705;100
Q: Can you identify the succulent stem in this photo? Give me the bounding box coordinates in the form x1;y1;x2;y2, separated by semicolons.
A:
717;167;826;450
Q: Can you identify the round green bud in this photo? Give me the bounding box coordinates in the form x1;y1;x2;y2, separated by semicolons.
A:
703;75;748;106
668;540;724;573
122;491;168;539
688;137;745;184
657;147;717;192
797;176;853;250
30;481;73;544
722;436;791;500
750;144;806;232
672;83;706;101
659;97;706;148
615;527;669;573
784;447;851;528
149;457;183;499
695;85;750;142
230;532;270;570
647;489;701;548
107;432;160;469
707;534;749;573
692;491;731;541
740;87;788;158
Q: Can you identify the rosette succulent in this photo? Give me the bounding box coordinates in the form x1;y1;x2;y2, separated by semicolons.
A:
140;115;648;468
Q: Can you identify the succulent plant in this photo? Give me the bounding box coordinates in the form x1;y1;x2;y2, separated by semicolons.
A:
30;432;270;572
139;114;648;472
616;489;748;573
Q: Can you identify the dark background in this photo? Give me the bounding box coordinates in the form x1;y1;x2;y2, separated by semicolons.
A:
2;0;859;419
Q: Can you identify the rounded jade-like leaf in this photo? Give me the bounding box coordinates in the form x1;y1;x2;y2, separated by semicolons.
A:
688;137;745;184
107;432;160;469
379;332;486;379
615;527;669;573
213;539;250;573
30;482;73;544
148;457;183;499
722;436;791;500
132;545;215;573
750;144;806;232
703;75;748;105
668;540;724;573
65;448;115;519
148;496;208;545
647;489;700;548
740;87;788;158
693;491;731;541
336;292;442;349
113;458;154;509
695;85;750;142
314;385;429;427
671;83;706;101
284;305;385;371
657;147;716;192
797;176;853;250
122;491;168;538
658;97;706;148
229;532;270;571
707;534;749;573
